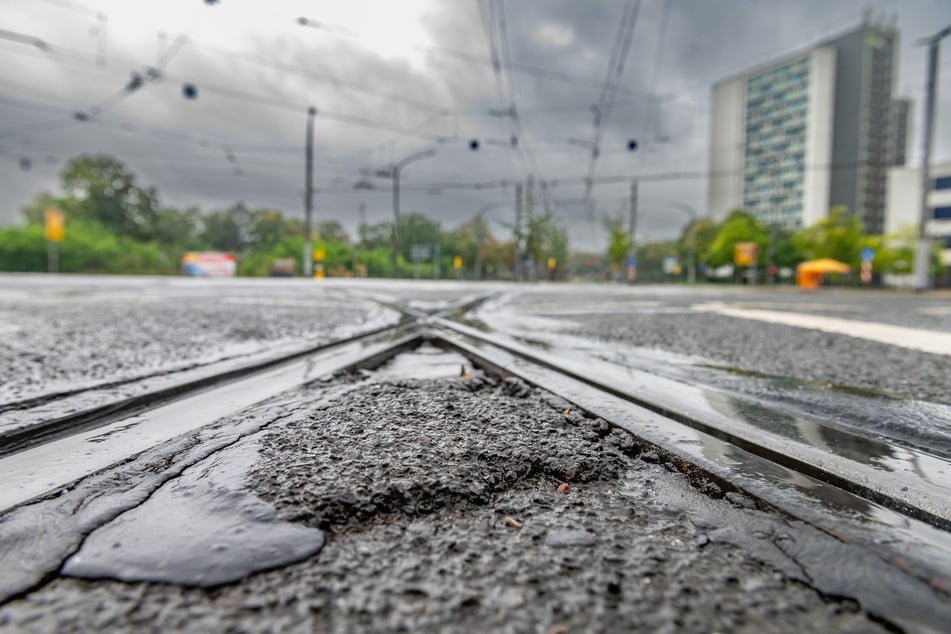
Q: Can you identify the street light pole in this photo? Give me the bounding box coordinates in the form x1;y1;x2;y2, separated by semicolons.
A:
666;201;698;284
473;203;500;280
303;106;316;277
388;147;438;276
914;26;951;292
628;181;638;283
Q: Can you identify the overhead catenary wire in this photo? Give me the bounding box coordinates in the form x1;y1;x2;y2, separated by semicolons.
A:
0;38;452;143
35;0;656;101
296;15;651;98
583;0;642;200
644;0;672;144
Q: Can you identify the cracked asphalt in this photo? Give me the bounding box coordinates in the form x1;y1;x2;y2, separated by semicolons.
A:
1;277;950;632
0;374;889;633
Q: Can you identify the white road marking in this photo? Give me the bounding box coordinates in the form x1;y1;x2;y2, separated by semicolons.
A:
918;306;951;316
512;300;663;313
694;303;951;356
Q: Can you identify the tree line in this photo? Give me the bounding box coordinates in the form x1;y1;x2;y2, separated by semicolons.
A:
3;153;934;282
0;154;569;278
603;206;930;283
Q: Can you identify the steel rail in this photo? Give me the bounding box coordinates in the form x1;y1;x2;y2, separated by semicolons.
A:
0;293;502;459
0;317;416;457
431;317;951;532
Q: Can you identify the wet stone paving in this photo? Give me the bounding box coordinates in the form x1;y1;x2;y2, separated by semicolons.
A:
0;363;887;633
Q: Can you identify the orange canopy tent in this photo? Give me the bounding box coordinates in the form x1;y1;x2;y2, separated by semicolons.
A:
796;258;851;289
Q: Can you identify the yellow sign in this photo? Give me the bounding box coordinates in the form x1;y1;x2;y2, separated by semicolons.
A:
453;256;462;270
547;257;557;272
734;242;758;267
313;247;326;262
45;207;64;242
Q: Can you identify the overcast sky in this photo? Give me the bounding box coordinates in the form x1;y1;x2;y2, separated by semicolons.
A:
1;0;950;250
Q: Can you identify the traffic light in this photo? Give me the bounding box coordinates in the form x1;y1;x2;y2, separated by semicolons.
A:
182;83;198;99
627;139;638;151
469;139;480;151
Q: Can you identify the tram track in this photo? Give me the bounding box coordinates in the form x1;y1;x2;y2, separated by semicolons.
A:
3;293;950;532
432;317;951;531
2;296;951;630
0;316;417;458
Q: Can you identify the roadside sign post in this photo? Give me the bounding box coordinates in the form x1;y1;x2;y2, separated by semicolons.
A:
626;255;637;282
861;247;874;285
314;247;326;279
734;242;759;285
411;244;430;280
180;252;237;276
44;207;64;273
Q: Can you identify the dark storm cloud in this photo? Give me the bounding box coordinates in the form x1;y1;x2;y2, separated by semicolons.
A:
1;0;949;250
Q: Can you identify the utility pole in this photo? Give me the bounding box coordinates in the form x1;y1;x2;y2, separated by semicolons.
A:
628;181;638;283
386;148;438;277
768;223;777;285
391;165;400;275
303;106;316;277
914;26;951;292
353;201;365;277
474;214;485;281
514;183;523;281
525;175;534;280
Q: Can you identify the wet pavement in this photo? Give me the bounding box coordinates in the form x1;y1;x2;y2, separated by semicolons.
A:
2;276;951;631
0;275;399;406
0;350;899;632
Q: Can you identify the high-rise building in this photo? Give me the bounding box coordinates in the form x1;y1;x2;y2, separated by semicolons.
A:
708;13;907;233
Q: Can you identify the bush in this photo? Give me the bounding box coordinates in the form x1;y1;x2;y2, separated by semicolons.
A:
0;221;175;274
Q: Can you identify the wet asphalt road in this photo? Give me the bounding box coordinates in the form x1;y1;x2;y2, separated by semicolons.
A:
473;285;951;405
0;363;889;632
1;275;950;631
0;275;398;405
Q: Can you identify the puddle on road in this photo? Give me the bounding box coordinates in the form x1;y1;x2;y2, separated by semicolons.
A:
57;344;471;588
62;439;325;587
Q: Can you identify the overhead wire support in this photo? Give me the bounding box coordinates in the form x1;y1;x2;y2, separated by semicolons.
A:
0;38;451;144
583;0;642;199
644;0;672;144
495;0;539;179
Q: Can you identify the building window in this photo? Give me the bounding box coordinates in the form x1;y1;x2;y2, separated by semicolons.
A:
933;206;951;221
935;176;951;191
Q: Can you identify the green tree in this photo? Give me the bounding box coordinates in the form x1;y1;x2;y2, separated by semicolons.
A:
526;208;569;275
638;240;679;282
315;220;350;243
791;206;864;265
20;191;67;226
201;203;254;252
679;217;718;267
603;211;630;272
704;209;768;267
60;154;161;241
397;213;442;262
152;206;201;247
250;209;295;249
361;221;392;250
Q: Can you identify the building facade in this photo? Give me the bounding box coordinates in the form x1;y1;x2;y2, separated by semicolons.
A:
886;162;951;280
708;14;906;233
